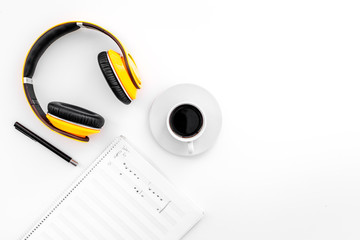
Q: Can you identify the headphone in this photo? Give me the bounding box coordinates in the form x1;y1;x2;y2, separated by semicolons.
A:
22;21;142;142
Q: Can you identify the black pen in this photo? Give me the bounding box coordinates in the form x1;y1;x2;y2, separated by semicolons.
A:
14;122;78;166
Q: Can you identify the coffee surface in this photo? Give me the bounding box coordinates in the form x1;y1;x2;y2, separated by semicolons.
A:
169;104;203;138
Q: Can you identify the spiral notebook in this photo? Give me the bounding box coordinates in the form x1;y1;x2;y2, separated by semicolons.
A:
20;136;203;240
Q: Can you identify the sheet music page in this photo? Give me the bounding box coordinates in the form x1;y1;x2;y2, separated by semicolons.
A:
21;136;203;240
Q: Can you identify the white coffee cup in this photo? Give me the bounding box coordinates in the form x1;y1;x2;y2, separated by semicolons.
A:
166;103;206;154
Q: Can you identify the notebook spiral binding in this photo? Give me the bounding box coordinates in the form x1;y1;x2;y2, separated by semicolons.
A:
19;137;122;240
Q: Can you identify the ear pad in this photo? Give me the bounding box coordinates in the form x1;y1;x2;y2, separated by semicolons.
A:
98;51;132;105
46;102;105;138
47;102;105;128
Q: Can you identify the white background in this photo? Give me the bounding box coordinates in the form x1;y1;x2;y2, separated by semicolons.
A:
1;0;360;239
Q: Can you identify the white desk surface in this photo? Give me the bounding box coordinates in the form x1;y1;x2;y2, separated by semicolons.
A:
1;0;360;239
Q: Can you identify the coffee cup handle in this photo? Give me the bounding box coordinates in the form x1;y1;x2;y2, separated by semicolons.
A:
188;141;194;154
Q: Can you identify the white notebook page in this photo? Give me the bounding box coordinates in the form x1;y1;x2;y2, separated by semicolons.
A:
20;136;203;240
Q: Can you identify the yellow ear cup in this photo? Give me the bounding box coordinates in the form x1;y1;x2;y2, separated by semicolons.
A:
127;53;142;88
46;114;100;138
46;102;104;138
107;50;138;100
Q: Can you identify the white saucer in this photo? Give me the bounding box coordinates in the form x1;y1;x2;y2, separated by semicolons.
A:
149;84;222;156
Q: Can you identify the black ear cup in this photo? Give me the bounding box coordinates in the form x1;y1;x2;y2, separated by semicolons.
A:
48;102;105;128
97;51;132;105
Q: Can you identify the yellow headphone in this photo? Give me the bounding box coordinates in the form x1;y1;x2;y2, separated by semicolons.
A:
22;21;142;142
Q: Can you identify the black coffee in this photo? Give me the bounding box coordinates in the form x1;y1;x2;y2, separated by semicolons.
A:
169;104;203;138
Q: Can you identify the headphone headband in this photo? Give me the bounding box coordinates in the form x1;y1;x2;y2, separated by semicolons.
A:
22;21;141;142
